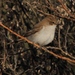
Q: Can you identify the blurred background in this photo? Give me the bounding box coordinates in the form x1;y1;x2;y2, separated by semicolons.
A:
0;0;75;75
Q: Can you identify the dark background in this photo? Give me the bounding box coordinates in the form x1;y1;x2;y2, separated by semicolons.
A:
0;0;75;75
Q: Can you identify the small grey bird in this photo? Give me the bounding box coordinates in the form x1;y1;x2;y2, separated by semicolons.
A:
25;15;58;46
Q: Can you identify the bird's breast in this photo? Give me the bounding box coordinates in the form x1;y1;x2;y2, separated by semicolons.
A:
27;25;56;46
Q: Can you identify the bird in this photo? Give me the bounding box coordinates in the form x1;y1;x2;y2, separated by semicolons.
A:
25;14;58;46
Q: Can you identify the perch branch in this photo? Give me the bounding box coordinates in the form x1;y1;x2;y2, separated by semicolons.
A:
0;22;75;63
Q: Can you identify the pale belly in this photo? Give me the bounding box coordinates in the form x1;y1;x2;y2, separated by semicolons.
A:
27;25;56;46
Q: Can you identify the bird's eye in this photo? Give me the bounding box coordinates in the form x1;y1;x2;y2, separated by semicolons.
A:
52;21;55;23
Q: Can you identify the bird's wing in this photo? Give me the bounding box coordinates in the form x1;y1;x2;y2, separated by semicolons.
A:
25;23;43;37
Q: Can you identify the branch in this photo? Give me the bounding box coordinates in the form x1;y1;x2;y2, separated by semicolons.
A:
0;22;75;64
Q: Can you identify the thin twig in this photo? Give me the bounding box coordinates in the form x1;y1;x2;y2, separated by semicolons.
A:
64;25;70;52
47;46;75;59
58;25;61;48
